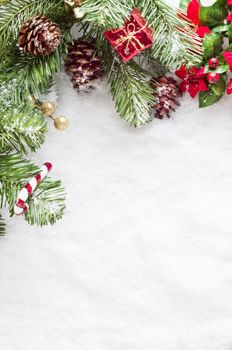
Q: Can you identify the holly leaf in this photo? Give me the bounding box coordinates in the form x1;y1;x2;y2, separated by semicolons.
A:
199;76;225;107
199;89;222;107
212;24;229;33
203;33;223;60
210;76;226;95
199;0;227;27
228;22;232;43
204;63;229;73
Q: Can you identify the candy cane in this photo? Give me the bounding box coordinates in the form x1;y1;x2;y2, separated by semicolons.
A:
14;162;52;216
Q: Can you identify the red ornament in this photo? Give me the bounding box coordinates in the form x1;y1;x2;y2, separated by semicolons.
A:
226;78;232;94
175;65;208;98
104;8;154;62
208;57;219;69
207;72;220;84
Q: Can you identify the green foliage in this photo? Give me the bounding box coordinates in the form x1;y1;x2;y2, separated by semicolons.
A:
210;75;226;95
0;106;47;154
199;0;227;28
0;154;66;226
0;0;71;103
141;0;202;67
82;0;202;68
203;33;223;60
199;89;222;107
204;63;229;74
24;179;66;226
0;81;47;154
193;0;232;108
199;76;225;108
212;24;229;33
109;58;154;127
81;0;130;29
228;23;232;43
0;43;66;104
0;0;69;234
81;0;202;126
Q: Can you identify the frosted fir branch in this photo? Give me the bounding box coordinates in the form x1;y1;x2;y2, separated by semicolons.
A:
24;179;66;226
0;47;64;104
0;82;47;154
81;0;202;68
139;0;203;67
81;0;132;29
0;154;66;227
109;57;155;127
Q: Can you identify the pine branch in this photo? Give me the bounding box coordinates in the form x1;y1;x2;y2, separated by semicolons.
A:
81;0;202;68
109;57;155;127
0;46;64;103
80;29;155;127
81;0;132;29
0;0;72;103
0;106;47;154
139;0;202;67
0;153;65;226
24;179;66;226
0;214;5;237
0;82;47;154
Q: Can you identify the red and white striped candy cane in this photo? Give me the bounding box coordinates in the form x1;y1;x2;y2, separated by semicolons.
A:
14;162;52;216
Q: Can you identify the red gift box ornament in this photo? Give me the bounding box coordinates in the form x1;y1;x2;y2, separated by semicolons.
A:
104;8;154;62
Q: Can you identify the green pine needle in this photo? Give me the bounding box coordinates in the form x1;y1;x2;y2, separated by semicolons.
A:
0;153;66;227
109;58;155;127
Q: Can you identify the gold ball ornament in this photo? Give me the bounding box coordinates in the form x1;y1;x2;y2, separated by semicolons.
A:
53;116;69;131
41;101;56;116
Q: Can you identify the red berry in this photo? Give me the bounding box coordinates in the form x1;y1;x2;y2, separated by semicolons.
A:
208;57;219;69
207;72;220;84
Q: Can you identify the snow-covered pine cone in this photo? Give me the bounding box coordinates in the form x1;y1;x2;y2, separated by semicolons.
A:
65;38;104;93
18;15;61;56
150;77;182;119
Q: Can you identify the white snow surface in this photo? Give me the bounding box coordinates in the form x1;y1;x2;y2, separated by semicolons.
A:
2;66;232;348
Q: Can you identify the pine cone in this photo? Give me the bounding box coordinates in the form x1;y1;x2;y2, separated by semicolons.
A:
150;77;181;119
65;38;104;93
18;15;61;56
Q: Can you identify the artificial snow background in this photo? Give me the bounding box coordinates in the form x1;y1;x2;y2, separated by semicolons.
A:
1;3;232;348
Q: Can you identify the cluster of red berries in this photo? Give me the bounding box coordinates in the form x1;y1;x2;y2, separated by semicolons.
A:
207;58;220;84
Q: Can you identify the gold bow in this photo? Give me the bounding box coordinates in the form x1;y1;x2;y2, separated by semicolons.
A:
114;22;147;54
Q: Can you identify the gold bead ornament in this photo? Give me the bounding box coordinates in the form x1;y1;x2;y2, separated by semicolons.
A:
41;101;56;116
53;116;69;131
33;98;69;131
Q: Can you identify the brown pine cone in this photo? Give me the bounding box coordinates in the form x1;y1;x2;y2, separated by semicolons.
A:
18;15;61;56
65;38;104;93
150;77;182;119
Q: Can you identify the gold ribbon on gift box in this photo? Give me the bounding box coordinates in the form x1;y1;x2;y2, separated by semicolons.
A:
114;22;149;54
